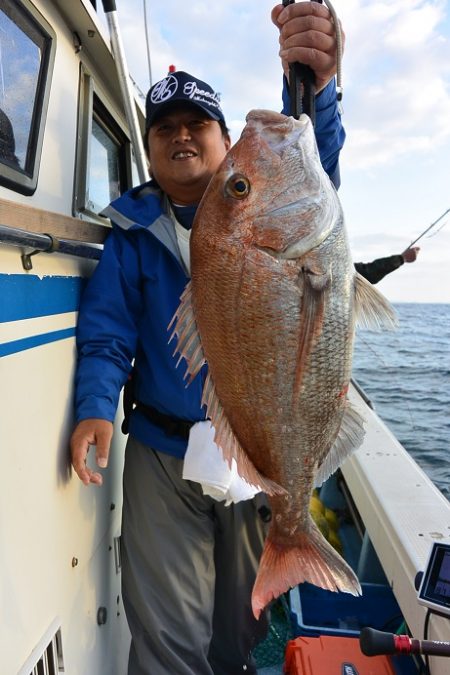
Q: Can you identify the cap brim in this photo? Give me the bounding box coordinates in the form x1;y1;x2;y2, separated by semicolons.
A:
147;99;222;130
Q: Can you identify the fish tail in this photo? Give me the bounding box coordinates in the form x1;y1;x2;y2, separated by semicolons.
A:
251;521;361;619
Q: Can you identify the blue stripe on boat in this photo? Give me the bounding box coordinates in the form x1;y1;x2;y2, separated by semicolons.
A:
0;327;76;357
0;274;86;322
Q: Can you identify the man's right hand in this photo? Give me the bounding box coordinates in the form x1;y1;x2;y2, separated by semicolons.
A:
401;246;420;263
271;1;345;94
70;418;114;486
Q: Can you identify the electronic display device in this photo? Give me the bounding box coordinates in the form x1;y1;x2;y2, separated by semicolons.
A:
418;542;450;615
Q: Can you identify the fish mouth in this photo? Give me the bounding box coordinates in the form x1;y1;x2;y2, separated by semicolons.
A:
241;110;339;259
263;197;311;218
245;110;310;155
257;229;331;260
255;195;335;260
245;109;308;130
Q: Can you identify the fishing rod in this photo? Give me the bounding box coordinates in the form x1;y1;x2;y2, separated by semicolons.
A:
101;0;149;183
282;0;343;125
408;208;450;248
360;626;450;659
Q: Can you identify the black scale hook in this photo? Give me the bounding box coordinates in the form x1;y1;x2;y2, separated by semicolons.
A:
282;0;323;125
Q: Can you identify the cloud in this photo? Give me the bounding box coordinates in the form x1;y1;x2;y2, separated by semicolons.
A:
338;0;450;170
384;0;444;48
114;0;283;118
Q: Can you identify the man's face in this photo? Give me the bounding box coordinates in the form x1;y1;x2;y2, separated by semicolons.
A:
147;103;231;205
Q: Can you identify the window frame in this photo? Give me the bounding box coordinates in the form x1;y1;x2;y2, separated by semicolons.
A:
73;65;135;222
0;0;56;196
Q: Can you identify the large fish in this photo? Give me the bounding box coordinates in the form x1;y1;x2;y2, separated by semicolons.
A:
170;110;396;618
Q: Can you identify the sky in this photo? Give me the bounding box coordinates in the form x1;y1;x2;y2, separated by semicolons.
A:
99;0;450;303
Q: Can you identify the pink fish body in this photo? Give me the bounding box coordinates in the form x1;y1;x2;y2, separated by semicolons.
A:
171;110;396;618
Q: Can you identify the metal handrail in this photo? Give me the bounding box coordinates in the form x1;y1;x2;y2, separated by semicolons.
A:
0;223;102;269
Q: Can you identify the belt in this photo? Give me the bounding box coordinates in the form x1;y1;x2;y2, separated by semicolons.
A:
135;402;194;441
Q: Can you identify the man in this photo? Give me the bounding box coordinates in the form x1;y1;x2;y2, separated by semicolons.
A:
70;3;345;673
0;108;20;168
355;246;420;284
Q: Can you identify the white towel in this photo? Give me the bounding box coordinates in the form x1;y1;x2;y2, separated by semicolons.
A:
182;420;261;505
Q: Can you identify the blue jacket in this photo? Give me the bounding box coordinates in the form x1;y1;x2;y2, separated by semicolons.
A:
74;80;345;458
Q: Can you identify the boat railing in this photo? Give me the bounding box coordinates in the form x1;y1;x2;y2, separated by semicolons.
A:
0;224;103;269
350;377;374;409
0;196;109;268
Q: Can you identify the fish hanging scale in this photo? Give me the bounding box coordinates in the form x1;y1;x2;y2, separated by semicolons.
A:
282;0;343;122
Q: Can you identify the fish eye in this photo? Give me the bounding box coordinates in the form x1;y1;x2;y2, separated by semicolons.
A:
225;174;251;200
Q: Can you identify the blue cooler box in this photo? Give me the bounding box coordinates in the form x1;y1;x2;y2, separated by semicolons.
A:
290;582;402;638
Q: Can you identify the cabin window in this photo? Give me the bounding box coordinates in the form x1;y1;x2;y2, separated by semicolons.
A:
0;0;55;195
87;109;123;214
74;67;136;221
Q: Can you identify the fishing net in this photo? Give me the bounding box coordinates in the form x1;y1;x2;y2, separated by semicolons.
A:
253;595;293;669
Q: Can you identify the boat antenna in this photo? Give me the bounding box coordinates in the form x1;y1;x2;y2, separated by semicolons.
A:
408;207;450;248
101;0;149;183
143;0;153;86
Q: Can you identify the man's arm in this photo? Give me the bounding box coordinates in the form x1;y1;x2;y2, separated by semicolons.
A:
272;2;345;186
70;228;141;484
355;246;420;284
354;256;404;285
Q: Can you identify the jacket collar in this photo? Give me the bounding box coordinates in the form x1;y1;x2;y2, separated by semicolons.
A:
101;180;186;269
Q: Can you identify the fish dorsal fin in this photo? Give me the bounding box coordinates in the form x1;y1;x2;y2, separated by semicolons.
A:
314;399;366;487
354;272;398;330
202;372;287;497
168;282;206;383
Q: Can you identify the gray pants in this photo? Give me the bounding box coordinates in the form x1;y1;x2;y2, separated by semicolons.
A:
121;436;269;675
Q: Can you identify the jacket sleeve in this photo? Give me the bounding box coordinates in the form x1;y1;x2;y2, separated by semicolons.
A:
282;77;345;188
74;227;142;423
354;255;404;285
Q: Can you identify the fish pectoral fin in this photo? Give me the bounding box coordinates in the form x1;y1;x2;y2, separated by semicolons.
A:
202;372;286;497
354;272;398;330
168;281;206;384
294;271;328;398
314;400;366;487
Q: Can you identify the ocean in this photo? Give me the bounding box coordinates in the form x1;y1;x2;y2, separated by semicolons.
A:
352;303;450;500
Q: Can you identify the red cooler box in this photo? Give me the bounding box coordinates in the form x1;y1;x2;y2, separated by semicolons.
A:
284;635;396;674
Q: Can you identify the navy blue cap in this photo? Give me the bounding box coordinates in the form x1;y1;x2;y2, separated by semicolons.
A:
145;71;225;131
